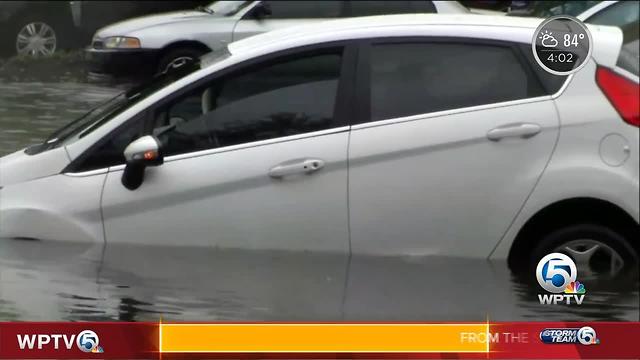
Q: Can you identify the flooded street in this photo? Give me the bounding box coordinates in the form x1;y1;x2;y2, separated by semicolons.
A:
0;82;638;322
0;82;120;156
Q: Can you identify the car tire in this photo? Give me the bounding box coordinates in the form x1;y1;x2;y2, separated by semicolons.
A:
156;47;207;74
530;224;639;280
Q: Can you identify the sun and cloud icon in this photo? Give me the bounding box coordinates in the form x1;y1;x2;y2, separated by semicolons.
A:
539;30;559;48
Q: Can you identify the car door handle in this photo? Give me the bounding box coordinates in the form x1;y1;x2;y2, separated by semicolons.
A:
268;158;325;178
486;123;541;141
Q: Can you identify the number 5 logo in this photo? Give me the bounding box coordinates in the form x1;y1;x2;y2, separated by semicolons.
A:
536;253;577;293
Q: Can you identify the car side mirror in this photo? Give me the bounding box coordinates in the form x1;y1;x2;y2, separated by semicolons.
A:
252;2;272;19
121;135;163;190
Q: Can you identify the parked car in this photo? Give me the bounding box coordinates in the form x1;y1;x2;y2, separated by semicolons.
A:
0;0;208;57
85;0;468;80
1;14;638;279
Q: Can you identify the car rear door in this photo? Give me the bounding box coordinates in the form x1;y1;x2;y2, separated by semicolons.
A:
347;38;562;257
231;1;347;41
99;43;356;251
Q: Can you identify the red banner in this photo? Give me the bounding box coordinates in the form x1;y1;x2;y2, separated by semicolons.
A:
0;322;638;359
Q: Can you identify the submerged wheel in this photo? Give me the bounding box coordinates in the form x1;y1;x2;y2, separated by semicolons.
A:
530;224;638;280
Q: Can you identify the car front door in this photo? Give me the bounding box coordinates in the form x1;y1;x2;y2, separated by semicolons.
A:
231;1;347;41
347;39;561;257
99;44;355;250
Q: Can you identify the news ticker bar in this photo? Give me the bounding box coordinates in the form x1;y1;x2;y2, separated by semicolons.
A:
0;322;639;359
160;323;488;353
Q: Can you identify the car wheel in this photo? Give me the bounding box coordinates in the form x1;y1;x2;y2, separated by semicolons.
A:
530;224;639;280
14;16;59;57
157;47;207;74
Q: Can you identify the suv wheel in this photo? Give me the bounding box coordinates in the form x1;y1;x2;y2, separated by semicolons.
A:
531;224;638;280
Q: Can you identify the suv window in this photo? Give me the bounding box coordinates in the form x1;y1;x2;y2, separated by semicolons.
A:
264;1;345;18
153;48;344;157
348;1;436;16
368;42;545;121
587;1;639;33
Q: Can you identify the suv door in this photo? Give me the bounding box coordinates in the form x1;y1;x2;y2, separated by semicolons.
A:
348;39;561;257
99;44;356;250
231;1;347;41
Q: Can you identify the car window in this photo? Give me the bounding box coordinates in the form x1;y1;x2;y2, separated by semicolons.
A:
587;1;640;33
153;48;344;157
264;1;344;18
348;1;436;16
368;42;545;121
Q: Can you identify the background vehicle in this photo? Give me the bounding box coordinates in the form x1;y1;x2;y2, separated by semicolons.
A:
85;0;468;80
509;0;639;37
1;15;638;281
0;0;208;57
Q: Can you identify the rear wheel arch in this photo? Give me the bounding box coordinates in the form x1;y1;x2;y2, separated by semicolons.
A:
508;197;640;272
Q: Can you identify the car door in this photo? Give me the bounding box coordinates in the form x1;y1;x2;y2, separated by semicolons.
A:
99;43;355;251
231;1;347;41
347;38;561;257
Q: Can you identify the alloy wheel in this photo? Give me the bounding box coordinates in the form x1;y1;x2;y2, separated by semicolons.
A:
164;56;194;73
16;22;57;57
553;239;625;278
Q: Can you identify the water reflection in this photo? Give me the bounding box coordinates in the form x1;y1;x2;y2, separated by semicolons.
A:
1;239;637;322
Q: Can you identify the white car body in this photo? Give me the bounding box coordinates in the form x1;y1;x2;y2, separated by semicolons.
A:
1;15;638;264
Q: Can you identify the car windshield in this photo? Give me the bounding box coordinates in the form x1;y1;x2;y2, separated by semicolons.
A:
30;47;232;154
206;0;253;16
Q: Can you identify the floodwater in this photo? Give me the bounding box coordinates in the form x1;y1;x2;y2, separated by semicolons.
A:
0;82;121;156
0;82;638;321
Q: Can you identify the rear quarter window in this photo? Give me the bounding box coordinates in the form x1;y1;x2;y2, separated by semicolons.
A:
368;41;548;121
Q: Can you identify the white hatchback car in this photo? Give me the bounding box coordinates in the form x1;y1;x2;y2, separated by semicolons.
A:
1;14;638;277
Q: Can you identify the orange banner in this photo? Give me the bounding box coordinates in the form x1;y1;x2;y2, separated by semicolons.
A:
160;323;489;353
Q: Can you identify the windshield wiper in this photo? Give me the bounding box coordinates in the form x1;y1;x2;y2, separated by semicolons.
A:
44;91;125;144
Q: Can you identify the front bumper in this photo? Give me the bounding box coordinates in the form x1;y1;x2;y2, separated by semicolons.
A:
85;47;160;81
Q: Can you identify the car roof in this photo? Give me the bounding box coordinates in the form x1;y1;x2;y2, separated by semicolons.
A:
228;13;545;55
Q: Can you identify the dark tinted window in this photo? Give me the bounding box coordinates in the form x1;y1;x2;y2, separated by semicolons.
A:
348;1;436;16
154;49;343;157
265;1;344;18
518;44;568;94
369;42;544;121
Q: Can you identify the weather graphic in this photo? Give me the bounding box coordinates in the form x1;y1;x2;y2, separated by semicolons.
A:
564;281;586;294
538;30;558;48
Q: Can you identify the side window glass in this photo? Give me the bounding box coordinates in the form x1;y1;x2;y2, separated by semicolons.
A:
76;118;143;171
154;49;344;157
369;42;542;121
266;1;343;18
349;1;435;17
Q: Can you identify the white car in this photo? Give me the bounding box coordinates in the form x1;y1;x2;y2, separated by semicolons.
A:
85;0;468;78
1;14;639;278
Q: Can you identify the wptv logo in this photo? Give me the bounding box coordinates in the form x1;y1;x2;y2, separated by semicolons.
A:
17;329;104;353
536;253;586;305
